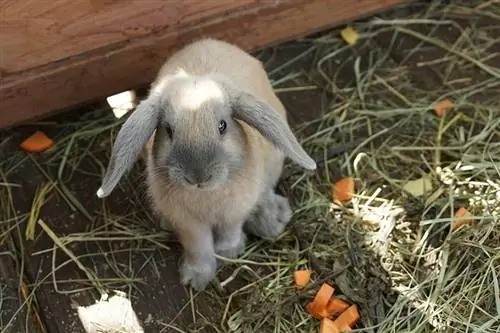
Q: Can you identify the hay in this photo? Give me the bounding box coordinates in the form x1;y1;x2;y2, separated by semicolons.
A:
1;0;500;332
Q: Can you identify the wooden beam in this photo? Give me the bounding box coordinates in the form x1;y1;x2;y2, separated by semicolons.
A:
0;0;258;74
0;0;410;129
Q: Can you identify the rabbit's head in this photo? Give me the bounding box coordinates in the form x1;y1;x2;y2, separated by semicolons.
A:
96;72;316;198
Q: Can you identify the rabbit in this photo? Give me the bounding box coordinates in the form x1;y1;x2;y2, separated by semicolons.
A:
96;38;316;291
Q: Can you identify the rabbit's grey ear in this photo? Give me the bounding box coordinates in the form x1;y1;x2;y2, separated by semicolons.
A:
231;91;316;170
97;93;161;198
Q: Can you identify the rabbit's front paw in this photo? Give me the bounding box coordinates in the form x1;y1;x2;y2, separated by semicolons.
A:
179;255;217;291
215;230;246;259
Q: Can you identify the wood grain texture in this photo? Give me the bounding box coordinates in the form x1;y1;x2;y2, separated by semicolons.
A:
0;0;411;129
0;0;257;73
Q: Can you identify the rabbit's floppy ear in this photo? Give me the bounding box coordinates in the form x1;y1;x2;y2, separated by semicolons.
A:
231;89;316;170
97;92;162;198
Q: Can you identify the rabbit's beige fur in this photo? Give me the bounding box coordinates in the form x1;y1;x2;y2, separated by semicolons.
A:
148;39;289;289
97;38;315;291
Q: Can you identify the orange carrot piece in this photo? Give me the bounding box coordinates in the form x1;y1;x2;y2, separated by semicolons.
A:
20;131;54;153
306;302;329;320
306;302;323;319
452;207;474;231
313;283;335;308
320;317;341;333
333;177;355;202
326;298;350;317
293;269;312;289
306;283;335;319
332;305;360;330
434;99;453;118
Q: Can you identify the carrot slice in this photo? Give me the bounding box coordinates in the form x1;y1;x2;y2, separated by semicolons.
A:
452;207;474;231
293;269;312;289
326;298;350;317
332;305;360;330
306;283;335;319
306;302;326;319
320;317;341;333
20;131;54;153
434;99;453;118
332;177;355;202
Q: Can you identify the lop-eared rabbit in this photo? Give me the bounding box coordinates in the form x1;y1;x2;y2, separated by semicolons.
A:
97;38;316;291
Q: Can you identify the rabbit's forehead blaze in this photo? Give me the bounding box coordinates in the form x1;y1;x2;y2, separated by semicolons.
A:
173;79;226;111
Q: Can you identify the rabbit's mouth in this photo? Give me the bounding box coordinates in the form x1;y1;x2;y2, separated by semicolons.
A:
183;180;215;190
182;175;214;190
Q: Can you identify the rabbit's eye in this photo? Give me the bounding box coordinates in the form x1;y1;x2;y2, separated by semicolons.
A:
218;120;227;135
165;124;173;139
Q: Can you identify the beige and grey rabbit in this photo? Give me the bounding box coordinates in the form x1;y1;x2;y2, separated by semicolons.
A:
96;38;316;291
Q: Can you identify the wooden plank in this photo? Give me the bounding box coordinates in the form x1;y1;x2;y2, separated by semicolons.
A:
0;0;411;129
0;0;257;74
